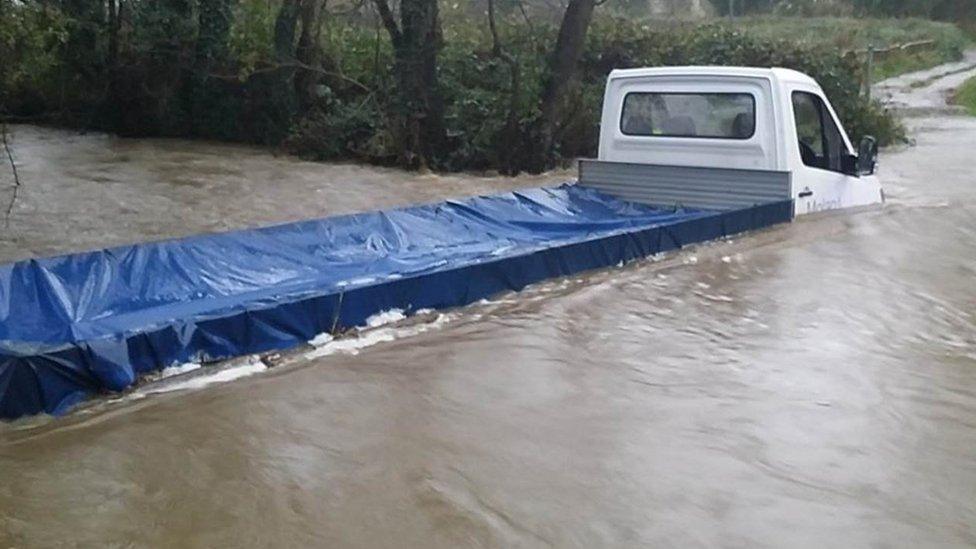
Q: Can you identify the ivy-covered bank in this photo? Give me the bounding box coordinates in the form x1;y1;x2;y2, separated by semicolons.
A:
0;2;966;173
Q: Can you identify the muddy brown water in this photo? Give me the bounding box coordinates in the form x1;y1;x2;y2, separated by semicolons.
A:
1;110;975;547
0;126;569;263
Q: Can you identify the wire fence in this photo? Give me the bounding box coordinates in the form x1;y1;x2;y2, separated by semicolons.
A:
847;39;938;99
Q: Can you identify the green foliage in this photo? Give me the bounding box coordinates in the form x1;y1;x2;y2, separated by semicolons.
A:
284;16;906;170
705;16;968;81
851;0;976;20
717;16;967;53
713;0;976;20
1;3;943;172
286;86;396;161
578;20;904;146
0;3;69;111
680;15;963;85
950;75;976;115
772;1;854;16
710;0;852;16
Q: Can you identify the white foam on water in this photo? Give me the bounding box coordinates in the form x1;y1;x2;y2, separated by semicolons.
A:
131;359;268;398
305;329;397;358
309;332;335;347
115;278;587;408
306;313;455;360
698;293;735;303
115;307;453;405
158;362;202;379
365;308;406;327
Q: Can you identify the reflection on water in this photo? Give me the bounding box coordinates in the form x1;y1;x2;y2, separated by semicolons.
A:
0;116;975;547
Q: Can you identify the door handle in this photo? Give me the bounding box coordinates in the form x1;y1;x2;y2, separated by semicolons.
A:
798;189;813;198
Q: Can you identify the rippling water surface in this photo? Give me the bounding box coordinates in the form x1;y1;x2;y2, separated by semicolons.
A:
0;112;974;547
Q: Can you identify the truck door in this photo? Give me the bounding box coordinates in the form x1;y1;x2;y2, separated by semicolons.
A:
789;90;851;215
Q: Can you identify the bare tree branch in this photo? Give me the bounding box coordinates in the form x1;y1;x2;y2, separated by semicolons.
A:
515;0;536;36
207;61;372;93
1;122;21;229
372;0;401;44
326;0;368;17
487;0;503;57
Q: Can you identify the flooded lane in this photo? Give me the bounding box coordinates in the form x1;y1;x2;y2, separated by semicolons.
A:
0;125;567;263
1;111;976;545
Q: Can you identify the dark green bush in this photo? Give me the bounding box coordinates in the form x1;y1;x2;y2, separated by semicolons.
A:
283;18;904;171
1;3;908;173
285;86;397;162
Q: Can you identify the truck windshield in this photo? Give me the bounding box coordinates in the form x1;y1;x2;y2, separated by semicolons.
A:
620;92;756;139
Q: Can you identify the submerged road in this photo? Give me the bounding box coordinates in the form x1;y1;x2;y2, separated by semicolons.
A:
1;62;975;547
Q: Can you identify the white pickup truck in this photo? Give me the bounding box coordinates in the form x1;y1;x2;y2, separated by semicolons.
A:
0;66;886;421
579;66;883;217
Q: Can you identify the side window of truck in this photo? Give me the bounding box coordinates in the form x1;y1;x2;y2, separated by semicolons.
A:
792;91;845;173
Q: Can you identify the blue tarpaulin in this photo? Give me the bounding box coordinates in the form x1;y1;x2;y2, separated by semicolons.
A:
0;184;792;419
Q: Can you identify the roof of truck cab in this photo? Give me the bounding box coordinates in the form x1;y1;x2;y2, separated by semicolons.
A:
607;66;820;87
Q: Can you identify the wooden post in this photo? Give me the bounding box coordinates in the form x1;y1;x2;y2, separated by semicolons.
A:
865;44;874;100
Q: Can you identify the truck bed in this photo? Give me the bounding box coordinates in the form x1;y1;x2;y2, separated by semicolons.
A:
0;183;792;419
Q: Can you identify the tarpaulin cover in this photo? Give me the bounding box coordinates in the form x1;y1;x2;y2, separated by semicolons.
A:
0;184;792;418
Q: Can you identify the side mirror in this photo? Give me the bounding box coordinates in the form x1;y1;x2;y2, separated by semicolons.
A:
857;135;878;176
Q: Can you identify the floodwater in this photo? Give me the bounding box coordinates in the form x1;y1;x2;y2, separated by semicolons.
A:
875;48;976;115
0;128;566;263
1;69;975;547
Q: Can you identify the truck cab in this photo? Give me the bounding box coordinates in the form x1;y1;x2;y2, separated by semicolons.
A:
591;66;883;216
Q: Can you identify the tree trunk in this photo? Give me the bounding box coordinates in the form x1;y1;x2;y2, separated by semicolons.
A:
104;0;121;128
487;0;522;175
295;0;325;110
274;0;301;60
107;0;120;69
149;0;194;135
533;0;597;172
191;0;234;135
373;0;447;169
255;0;302;140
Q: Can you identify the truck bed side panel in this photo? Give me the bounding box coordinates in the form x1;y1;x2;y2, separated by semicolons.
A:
578;160;792;212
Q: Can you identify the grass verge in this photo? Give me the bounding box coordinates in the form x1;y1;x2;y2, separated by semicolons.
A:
951;76;976;115
712;16;969;80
